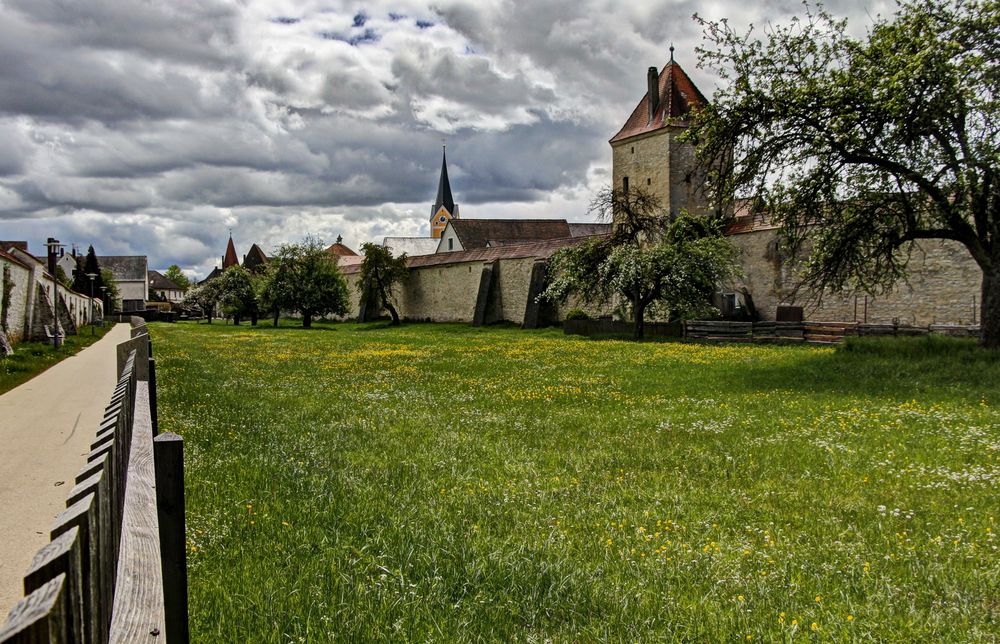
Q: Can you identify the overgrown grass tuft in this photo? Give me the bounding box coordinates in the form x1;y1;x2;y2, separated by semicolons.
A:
0;324;111;395
152;321;1000;641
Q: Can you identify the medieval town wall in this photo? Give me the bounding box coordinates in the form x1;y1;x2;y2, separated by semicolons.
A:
1;257;32;343
0;253;102;345
343;255;591;326
728;228;983;325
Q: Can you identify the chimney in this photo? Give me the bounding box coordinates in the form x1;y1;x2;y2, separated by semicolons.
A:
647;66;660;122
46;237;59;276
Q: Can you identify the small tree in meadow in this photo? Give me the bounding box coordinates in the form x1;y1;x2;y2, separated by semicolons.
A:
262;238;350;328
358;243;408;325
183;280;221;322
216;265;257;325
542;187;740;339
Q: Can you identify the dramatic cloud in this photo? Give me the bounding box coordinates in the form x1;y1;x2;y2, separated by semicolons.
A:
0;0;892;278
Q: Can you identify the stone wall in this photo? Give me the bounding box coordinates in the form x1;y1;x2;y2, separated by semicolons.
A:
727;227;983;325
396;260;485;322
0;252;102;346
1;258;31;343
344;255;581;326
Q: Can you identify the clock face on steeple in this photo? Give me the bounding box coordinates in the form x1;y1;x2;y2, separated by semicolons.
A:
431;206;453;238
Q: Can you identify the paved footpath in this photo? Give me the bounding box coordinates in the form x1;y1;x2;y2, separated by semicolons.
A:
0;323;132;617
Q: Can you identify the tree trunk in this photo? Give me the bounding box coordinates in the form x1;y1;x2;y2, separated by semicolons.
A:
303;312;312;328
379;286;400;326
233;314;241;326
633;291;646;340
273;309;279;327
981;266;1000;349
251;311;258;326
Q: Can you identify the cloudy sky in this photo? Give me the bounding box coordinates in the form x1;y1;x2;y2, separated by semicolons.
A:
0;0;891;278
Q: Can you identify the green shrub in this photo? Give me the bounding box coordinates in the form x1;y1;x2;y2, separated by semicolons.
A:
564;308;590;321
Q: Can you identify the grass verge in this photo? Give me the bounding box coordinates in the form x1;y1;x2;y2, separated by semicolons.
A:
152;321;1000;641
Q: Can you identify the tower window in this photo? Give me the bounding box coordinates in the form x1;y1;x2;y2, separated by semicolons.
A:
647;178;651;185
622;176;629;193
448;238;453;250
631;146;634;154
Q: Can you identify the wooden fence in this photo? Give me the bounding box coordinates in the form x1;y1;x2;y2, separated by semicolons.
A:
683;320;980;344
0;318;188;643
563;318;683;338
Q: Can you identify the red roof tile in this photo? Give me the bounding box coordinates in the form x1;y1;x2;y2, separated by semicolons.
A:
223;236;239;269
326;242;358;257
610;60;709;144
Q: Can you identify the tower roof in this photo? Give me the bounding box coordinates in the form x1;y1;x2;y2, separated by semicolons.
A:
223;235;239;269
326;235;358;257
610;57;709;143
433;146;456;215
243;243;268;272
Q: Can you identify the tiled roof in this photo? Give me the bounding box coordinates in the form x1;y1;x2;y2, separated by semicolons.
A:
340;234;606;275
200;266;223;284
722;199;782;235
148;270;183;291
0;241;28;254
326;240;358;256
336;254;363;269
610;60;709;143
449;219;573;250
223;236;239;268
382;237;440;256
97;256;148;281
0;247;31;270
243;243;269;271
568;223;613;237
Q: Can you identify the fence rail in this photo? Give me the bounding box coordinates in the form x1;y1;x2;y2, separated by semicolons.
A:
0;319;188;643
683;320;980;344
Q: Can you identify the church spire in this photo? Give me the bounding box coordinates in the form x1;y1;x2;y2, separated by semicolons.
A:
429;145;459;238
223;233;239;269
434;145;456;215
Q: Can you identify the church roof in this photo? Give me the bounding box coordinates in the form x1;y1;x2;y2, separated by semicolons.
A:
448;219;573;250
243;243;269;271
433;146;456;215
200;266;223;284
223;235;239;269
610;57;708;143
96;255;148;281
326;236;358;257
383;237;440;256
567;223;613;237
148;270;183;291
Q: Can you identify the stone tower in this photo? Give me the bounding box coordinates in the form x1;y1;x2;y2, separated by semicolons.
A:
609;48;712;218
430;146;459;238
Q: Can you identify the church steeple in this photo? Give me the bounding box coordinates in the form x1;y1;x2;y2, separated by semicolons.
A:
429;145;459;238
223;233;239;269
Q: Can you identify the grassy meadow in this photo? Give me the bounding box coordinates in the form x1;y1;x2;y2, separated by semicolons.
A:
150;321;1000;641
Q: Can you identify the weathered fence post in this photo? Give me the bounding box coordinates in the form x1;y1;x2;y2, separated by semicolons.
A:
152;433;188;644
148;359;158;436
